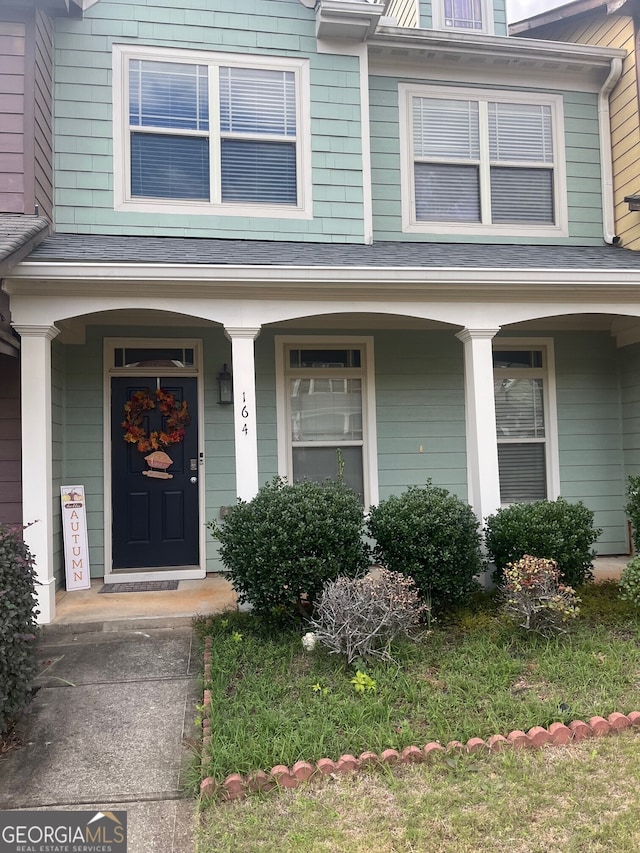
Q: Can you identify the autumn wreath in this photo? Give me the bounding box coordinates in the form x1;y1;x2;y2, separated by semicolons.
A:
122;388;190;453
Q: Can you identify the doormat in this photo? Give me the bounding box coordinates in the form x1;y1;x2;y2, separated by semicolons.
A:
98;581;180;593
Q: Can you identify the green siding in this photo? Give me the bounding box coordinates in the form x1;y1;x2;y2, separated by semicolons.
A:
370;78;605;244
374;331;467;501
56;325;631;578
619;343;640;500
53;0;365;241
500;330;627;555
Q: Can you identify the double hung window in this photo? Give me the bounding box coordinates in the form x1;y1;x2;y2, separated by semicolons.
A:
493;344;557;504
400;85;567;236
276;338;378;508
114;46;310;216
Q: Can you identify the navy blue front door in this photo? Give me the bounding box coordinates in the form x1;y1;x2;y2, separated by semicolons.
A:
111;377;199;569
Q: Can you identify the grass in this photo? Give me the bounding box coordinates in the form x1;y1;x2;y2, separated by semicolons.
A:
196;582;640;785
196;730;640;852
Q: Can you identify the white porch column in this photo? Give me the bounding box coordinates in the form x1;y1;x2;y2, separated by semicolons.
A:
225;326;261;501
14;324;60;624
456;328;501;525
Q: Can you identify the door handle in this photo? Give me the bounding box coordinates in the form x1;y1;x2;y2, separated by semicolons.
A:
190;476;197;484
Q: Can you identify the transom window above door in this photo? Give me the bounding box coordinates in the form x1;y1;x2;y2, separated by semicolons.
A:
113;45;311;218
399;84;568;238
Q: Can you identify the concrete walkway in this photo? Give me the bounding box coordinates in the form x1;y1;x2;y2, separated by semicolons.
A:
0;626;201;853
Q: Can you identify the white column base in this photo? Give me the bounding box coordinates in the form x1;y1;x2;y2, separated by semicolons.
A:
35;577;57;625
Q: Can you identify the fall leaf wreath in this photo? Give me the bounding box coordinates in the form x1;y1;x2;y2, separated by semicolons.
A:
122;388;191;453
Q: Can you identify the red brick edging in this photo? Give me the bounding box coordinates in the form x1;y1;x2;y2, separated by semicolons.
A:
199;637;640;801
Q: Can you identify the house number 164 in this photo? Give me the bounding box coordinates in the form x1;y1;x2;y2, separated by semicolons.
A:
241;392;249;436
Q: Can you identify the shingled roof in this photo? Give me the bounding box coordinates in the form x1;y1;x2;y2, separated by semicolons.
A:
24;233;640;270
0;215;50;277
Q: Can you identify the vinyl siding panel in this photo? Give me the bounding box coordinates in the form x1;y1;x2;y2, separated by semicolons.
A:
53;0;365;241
34;9;53;220
0;21;25;213
550;332;626;553
387;0;419;28
369;76;604;244
523;14;640;249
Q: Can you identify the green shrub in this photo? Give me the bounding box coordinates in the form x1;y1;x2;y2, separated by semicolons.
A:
0;524;39;735
485;498;601;588
618;556;640;607
501;554;580;637
367;484;482;613
209;477;369;619
625;476;640;553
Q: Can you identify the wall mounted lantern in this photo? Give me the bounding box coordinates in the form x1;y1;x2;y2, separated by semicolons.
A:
624;194;640;212
217;364;233;405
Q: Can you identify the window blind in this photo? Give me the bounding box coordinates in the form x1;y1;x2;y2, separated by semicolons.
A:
498;443;547;503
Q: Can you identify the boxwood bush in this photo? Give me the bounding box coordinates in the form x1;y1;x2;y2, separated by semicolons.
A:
485;498;601;588
209;477;369;619
367;484;482;613
0;524;39;735
625;475;640;553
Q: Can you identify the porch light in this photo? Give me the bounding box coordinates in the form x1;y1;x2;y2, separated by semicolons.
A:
624;194;640;212
217;364;233;405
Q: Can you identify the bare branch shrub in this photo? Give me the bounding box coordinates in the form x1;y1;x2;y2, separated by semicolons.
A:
502;554;580;637
310;568;428;663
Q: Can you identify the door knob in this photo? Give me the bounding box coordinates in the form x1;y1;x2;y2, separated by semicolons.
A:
190;476;197;484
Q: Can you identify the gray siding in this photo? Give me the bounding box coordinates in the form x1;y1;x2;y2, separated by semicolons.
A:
0;20;26;213
0;8;53;218
34;8;53;221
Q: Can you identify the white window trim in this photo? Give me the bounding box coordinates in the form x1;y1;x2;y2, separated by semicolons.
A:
493;337;560;504
399;84;569;238
275;335;379;510
113;44;312;219
102;337;206;583
431;0;493;35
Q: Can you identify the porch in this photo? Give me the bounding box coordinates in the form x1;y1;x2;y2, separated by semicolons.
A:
42;557;627;636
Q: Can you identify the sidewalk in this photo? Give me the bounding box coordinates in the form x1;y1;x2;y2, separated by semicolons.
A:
0;626;201;852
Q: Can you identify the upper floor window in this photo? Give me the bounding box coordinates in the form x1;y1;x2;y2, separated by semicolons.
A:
439;0;486;30
399;85;568;238
113;45;311;218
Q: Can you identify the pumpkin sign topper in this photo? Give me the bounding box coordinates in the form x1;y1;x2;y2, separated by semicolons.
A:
122;388;191;479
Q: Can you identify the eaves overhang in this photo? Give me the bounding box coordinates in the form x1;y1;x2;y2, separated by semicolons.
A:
316;0;387;41
8;261;640;304
368;26;625;83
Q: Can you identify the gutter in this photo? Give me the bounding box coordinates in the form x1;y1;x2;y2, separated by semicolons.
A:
599;56;624;243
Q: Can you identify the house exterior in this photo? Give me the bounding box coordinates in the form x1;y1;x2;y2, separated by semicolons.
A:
0;0;74;524
510;0;640;251
6;0;640;623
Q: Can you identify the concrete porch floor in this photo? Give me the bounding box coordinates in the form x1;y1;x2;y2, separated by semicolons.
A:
43;557;626;634
46;573;237;635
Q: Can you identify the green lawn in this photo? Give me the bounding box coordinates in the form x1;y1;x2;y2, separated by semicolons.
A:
196;583;640;784
196;731;640;853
